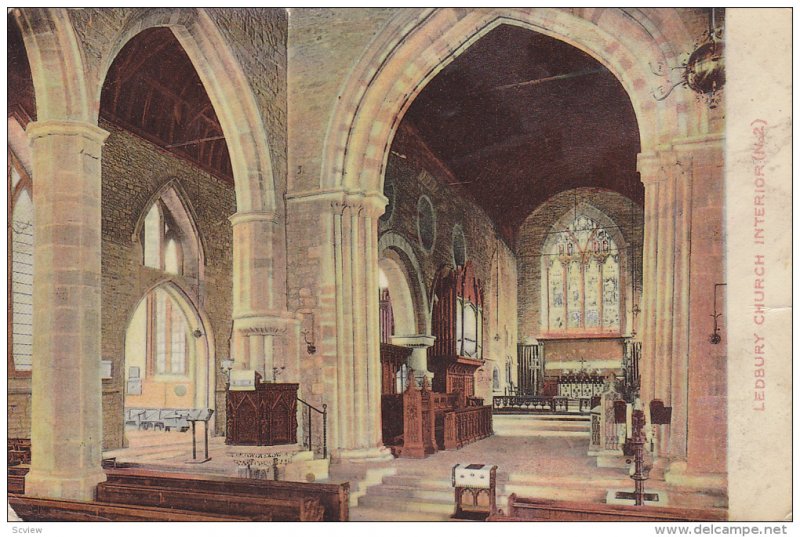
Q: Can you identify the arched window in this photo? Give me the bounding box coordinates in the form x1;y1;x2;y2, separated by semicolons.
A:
147;287;188;376
11;187;34;374
164;236;181;275
544;214;620;334
492;367;500;391
138;183;201;278
143;203;163;269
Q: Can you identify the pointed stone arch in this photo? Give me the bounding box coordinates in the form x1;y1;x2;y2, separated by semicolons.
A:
378;231;431;335
321;8;702;194
123;279;217;427
12;8;93;123
96;8;277;215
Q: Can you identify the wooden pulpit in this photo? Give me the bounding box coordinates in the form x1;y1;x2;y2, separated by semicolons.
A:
226;380;299;446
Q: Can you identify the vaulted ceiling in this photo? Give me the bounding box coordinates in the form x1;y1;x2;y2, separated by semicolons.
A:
100;27;233;182
400;24;642;240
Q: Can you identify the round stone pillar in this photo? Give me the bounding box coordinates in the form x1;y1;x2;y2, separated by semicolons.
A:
25;120;109;501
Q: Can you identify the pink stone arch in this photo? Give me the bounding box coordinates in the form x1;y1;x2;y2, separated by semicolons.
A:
322;8;704;195
12;9;93;122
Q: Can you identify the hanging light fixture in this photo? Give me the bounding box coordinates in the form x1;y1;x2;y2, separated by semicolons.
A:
652;8;725;109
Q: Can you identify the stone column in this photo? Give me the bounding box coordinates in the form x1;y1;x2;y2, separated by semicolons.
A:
330;193;393;460
638;137;725;488
637;149;691;460
391;334;436;379
229;211;293;369
25;120;109;501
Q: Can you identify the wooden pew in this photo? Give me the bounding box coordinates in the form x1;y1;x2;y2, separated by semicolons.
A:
8;465;29;494
8;438;31;465
488;494;727;522
97;481;318;521
102;468;348;521
8;494;253;522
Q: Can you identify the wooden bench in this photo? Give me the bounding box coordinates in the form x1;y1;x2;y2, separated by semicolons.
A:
8;494;253;522
101;468;349;521
488;494;727;522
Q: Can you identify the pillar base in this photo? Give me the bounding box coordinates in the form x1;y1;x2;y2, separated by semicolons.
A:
333;446;394;463
25;467;106;501
664;460;727;491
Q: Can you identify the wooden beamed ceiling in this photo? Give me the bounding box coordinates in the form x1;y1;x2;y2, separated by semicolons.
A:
100;27;233;182
399;24;643;243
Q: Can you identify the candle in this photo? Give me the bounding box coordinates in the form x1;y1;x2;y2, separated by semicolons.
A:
626;403;633;439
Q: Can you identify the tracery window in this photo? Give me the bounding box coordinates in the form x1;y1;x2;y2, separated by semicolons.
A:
544;215;620;334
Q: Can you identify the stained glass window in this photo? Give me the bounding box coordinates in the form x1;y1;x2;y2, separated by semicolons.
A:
544;214;620;334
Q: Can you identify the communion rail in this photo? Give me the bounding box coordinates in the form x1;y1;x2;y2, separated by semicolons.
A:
492;395;594;415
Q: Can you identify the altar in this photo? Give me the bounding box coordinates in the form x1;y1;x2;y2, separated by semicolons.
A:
556;372;606;398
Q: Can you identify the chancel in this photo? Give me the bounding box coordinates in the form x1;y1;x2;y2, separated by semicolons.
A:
8;7;728;522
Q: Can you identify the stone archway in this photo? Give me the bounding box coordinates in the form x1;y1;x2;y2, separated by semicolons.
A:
321;8;702;195
319;8;720;473
378;231;431;335
378;233;435;381
123;281;217;434
95;9;276;216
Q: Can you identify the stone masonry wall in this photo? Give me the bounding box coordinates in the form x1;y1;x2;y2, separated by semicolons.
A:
100;120;236;448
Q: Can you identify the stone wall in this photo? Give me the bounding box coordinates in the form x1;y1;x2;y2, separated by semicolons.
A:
100;120;236;448
287;7;398;193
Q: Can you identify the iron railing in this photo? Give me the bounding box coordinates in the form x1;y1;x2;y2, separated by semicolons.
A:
297;397;327;459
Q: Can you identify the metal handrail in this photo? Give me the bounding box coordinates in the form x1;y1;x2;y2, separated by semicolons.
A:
297;397;327;459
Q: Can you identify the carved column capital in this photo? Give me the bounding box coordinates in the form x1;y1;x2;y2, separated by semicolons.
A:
229;210;279;227
27;120;109;148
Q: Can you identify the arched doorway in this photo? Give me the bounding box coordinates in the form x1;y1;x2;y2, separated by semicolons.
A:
123;283;215;434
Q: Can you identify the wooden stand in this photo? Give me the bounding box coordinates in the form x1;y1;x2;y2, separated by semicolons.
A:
451;463;497;520
186;409;213;464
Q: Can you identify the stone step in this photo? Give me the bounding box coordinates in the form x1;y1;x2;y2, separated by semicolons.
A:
494;429;590;438
382;474;453;490
358;493;455;515
349;506;450;522
365;484;456;503
494;422;590;432
493;414;591;422
500;483;610;503
507;470;629;485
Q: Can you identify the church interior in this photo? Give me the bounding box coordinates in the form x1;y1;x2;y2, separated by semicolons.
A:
8;8;727;522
